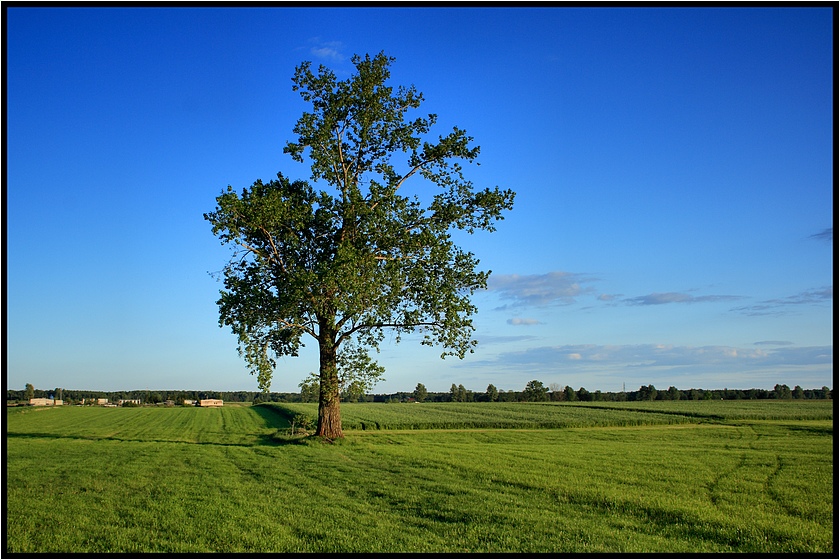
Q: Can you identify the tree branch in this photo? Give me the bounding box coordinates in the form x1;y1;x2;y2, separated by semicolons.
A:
236;241;263;257
335;122;352;195
278;317;318;339
367;157;430;214
337;319;440;346
258;226;287;273
394;159;428;192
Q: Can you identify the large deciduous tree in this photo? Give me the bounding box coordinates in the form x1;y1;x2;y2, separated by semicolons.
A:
205;52;514;439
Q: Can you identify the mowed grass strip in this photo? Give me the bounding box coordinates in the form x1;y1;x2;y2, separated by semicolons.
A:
264;401;696;430
5;403;833;553
5;405;287;446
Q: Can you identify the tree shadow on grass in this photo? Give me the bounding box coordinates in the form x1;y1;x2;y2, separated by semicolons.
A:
250;404;335;445
249;403;292;429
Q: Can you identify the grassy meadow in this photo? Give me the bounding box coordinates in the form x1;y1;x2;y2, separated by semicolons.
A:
5;400;834;553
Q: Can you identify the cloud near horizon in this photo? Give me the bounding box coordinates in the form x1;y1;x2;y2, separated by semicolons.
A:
461;343;833;376
487;271;598;307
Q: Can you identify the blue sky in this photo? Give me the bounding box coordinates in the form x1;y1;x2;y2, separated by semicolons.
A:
6;6;834;394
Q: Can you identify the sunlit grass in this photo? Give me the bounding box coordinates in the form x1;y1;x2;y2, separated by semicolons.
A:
5;403;833;553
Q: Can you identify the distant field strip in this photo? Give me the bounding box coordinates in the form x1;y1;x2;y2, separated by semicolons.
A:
567;400;834;421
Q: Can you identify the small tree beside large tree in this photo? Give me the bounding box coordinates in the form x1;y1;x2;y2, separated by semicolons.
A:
205;52;514;439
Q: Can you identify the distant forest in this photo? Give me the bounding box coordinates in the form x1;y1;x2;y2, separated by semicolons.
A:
6;382;832;405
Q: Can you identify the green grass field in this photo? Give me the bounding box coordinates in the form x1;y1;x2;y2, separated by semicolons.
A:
5;401;834;553
266;400;700;430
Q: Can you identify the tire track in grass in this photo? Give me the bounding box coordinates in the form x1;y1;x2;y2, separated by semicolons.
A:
705;423;755;507
555;487;803;552
741;423;807;520
707;451;748;507
698;423;809;548
764;454;805;520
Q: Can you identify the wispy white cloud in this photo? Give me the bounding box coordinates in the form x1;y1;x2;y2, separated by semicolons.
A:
753;340;794;346
487;271;598;307
311;46;343;62
507;318;543;326
307;38;345;63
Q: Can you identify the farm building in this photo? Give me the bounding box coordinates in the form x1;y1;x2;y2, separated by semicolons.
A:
29;398;62;406
118;399;141;406
199;399;224;407
183;399;196;406
97;398;108;405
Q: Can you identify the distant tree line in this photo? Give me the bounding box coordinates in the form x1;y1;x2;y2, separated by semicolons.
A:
534;383;834;402
7;382;832;406
371;382;833;403
369;381;833;403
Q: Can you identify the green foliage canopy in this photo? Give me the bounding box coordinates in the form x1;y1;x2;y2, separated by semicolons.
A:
298;373;320;403
205;52;514;436
523;380;549;402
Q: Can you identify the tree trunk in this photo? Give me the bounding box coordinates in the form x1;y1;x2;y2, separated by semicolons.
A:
316;326;343;439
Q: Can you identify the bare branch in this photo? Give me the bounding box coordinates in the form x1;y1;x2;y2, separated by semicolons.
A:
394;159;427;192
278;317;318;339
367;157;430;214
335;122;352;194
237;241;267;259
258;226;287;273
